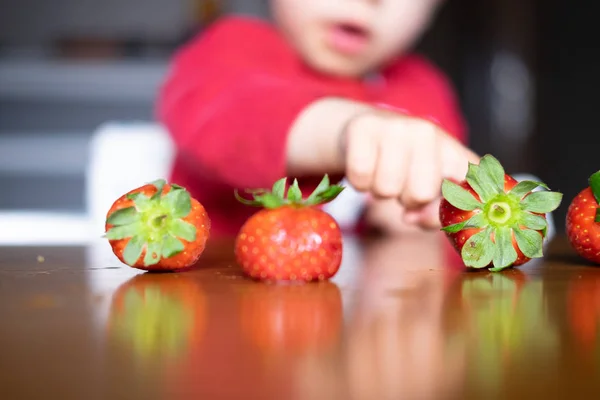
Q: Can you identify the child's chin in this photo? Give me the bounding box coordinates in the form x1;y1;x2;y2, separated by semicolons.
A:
306;53;372;78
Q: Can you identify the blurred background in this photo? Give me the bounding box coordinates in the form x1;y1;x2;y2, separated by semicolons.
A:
0;0;593;244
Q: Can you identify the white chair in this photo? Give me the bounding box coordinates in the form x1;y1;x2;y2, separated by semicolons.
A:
85;121;176;237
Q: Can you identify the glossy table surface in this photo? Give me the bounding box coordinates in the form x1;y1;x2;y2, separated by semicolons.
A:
2;232;600;400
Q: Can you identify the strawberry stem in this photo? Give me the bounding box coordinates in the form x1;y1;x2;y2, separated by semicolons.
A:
153;215;167;227
487;201;512;225
234;174;345;209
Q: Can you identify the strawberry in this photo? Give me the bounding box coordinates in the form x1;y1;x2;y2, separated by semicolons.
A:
104;179;211;271
566;170;600;264
234;174;344;282
439;154;563;272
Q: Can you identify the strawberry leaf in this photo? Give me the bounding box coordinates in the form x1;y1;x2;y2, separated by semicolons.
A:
233;189;285;208
105;222;142;240
305;175;345;205
162;235;185;258
233;189;262;206
442;179;482;211
161;186;192;218
589;171;600;204
128;193;153;212
479;154;505;193
465;163;488;201
321;185;345;199
461;226;495;268
441;222;467;233
149;179;166;200
107;207;139;225
169;219;196;242
492;227;518;270
123;236;145;266
441;212;486;233
514;228;543;258
464;212;486;228
246;188;269;196
143;241;162;266
307;186;345;205
235;174;345;209
257;193;286;209
306;174;331;203
287;179;302;202
520;213;548;231
465;158;503;203
272;177;287;199
596;208;600;223
509;180;549;199
520;191;563;213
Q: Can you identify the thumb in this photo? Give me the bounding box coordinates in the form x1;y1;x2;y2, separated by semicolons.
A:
403;199;441;230
440;135;480;182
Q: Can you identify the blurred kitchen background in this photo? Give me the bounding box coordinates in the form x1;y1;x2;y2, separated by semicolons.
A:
0;0;594;244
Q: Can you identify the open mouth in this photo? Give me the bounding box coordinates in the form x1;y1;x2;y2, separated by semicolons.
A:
337;23;369;39
327;22;371;55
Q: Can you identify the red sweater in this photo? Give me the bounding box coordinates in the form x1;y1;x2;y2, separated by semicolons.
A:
156;16;467;237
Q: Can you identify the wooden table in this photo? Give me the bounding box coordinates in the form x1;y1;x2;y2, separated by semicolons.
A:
1;232;600;399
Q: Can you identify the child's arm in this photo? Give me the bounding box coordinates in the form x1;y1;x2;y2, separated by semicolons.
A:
157;18;331;189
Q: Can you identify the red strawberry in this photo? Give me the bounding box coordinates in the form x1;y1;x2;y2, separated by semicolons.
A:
566;170;600;264
104;179;211;271
234;175;344;282
439;154;563;272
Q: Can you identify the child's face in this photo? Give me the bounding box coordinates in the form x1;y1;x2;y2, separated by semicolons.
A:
271;0;441;77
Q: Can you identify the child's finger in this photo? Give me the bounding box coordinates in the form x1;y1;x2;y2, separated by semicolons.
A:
440;134;480;181
401;123;440;209
372;130;409;198
345;124;378;192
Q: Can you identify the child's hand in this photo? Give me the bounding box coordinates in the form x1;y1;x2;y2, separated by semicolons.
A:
363;198;422;235
340;111;480;229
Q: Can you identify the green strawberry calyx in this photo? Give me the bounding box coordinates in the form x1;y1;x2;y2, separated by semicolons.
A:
104;179;197;267
441;154;563;272
588;170;600;223
234;174;345;209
